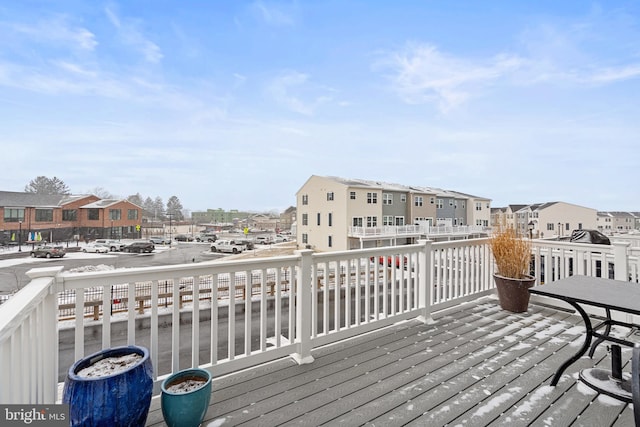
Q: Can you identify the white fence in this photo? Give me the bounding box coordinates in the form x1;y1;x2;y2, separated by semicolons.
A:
1;237;638;404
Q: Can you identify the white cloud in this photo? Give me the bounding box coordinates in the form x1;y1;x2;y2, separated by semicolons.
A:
250;1;295;26
9;16;97;51
266;71;333;116
104;5;163;63
379;44;523;112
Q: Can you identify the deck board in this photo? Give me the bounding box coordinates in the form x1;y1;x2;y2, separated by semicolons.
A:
145;296;638;426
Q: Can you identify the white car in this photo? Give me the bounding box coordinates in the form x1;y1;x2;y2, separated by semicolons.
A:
83;243;110;253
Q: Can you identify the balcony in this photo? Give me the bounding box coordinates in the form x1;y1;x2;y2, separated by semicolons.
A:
1;237;639;425
348;224;487;243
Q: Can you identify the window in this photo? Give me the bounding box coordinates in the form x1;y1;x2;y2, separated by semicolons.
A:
547;223;554;231
328;213;333;226
35;209;53;222
414;196;423;207
383;193;393;205
449;200;454;206
367;192;377;204
436;199;443;209
475;202;482;211
462;201;465;209
302;233;308;244
430;197;435;204
350;191;356;200
109;209;122;220
317;213;321;226
400;194;406;202
395;217;405;226
328;235;332;248
128;209;138;220
327;192;334;201
3;208;24;222
366;216;377;227
302;194;308;205
62;209;77;221
353;217;363;227
88;209;99;220
302;213;308;225
383;215;393;226
566;223;570;231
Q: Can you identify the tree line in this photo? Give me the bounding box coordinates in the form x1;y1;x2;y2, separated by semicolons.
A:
23;176;186;221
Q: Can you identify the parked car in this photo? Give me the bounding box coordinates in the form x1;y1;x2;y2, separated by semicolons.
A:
274;234;288;243
210;240;245;254
149;236;169;245
255;236;273;245
123;241;155;253
236;239;255;250
95;239;125;252
174;234;194;242
371;255;408;269
82;243;110;253
195;233;217;243
30;245;66;258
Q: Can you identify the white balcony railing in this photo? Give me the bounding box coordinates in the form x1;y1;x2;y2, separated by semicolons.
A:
1;238;638;404
348;224;486;238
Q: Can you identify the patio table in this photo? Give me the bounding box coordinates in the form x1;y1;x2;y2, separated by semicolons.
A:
529;275;640;402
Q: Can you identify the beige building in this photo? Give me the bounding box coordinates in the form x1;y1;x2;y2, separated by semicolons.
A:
491;202;598;238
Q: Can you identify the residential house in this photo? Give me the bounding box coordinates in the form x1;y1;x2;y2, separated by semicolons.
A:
597;211;637;234
296;176;489;252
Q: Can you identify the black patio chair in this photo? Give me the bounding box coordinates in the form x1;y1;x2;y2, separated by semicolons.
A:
633;344;639;426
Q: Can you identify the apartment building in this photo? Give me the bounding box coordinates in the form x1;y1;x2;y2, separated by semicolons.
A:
296;175;490;252
491;201;598;238
0;191;144;244
597;211;639;234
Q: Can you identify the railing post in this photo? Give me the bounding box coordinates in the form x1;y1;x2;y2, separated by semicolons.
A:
612;241;630;281
417;239;434;324
293;249;314;365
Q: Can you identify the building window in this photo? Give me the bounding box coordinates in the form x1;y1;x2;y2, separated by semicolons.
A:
367;192;377;204
62;209;77;221
109;209;122;220
35;209;53;222
430;197;435;204
462;201;465;209
547;223;554;231
327;192;334;201
383;215;393;226
475;202;482;211
436;199;443;209
302;233;308;244
328;213;333;226
353;217;363;227
449;200;454;206
3;208;24;222
366;216;377;227
328;235;332;248
383;193;393;205
414;196;423;207
87;209;99;220
302;213;308;226
395;217;405;226
317;213;321;226
350;191;356;200
127;209;138;220
302;195;308;205
400;194;406;202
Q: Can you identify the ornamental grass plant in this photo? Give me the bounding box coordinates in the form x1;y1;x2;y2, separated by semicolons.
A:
490;227;532;279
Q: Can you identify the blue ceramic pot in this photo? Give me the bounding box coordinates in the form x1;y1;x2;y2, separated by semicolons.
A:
63;346;153;427
161;368;212;427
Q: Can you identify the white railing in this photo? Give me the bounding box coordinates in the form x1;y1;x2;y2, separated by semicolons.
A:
1;237;638;404
348;224;486;238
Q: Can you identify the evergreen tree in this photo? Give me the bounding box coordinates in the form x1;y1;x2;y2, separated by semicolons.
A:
166;196;184;221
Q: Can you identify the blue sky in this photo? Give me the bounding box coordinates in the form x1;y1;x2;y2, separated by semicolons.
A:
1;1;639;213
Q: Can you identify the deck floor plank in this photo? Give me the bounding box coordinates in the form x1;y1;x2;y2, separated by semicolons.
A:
145;297;637;427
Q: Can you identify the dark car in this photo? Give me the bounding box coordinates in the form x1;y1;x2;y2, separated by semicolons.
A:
174;234;194;242
30;245;66;258
195;233;217;243
123;241;155;253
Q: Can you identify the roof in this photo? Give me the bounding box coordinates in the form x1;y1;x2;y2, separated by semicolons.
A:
0;191;88;208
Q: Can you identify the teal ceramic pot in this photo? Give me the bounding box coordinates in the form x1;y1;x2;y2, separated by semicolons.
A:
161;368;212;427
63;345;153;427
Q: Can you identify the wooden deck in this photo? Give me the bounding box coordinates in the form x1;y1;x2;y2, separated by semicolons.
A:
145;296;638;426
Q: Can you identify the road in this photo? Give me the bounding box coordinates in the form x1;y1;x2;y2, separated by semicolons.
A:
0;242;223;294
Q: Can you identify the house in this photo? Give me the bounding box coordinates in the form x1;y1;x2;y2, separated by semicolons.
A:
490;201;598;239
296;175;490;252
0;191;143;244
597;211;638;234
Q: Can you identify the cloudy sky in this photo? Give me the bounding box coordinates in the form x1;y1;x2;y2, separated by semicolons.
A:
1;1;639;212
